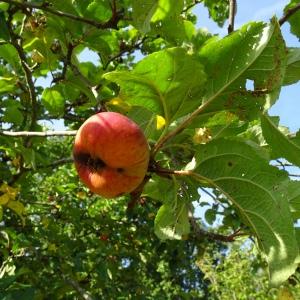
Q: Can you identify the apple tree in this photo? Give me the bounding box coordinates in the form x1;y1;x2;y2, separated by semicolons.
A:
1;0;300;298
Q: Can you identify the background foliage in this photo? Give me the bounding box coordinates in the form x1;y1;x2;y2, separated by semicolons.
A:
1;0;300;299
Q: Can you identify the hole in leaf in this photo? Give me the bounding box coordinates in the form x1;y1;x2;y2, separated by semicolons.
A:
246;79;254;91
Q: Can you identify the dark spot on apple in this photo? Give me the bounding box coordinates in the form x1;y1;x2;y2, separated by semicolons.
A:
91;157;106;172
116;167;124;173
73;152;90;165
74;152;106;172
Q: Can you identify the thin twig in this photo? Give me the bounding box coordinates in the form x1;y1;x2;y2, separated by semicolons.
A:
182;0;203;13
61;272;95;300
1;0;122;29
52;43;75;83
39;158;74;169
9;158;74;185
288;174;300;178
228;0;237;33
0;130;77;137
189;212;245;242
103;36;149;70
279;2;300;26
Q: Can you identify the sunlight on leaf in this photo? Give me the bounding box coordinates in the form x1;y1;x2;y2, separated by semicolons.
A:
191;139;299;286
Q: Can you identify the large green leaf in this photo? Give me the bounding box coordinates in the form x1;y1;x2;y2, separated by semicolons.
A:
191;138;299;286
198;18;286;118
104;47;207;125
283;47;300;86
261;113;300;167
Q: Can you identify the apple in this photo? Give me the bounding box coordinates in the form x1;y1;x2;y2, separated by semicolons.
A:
73;112;149;198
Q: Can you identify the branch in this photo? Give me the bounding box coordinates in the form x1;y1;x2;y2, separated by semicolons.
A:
61;272;94;300
151;99;214;157
128;175;151;210
0;130;77;137
274;159;294;169
103;36;149;70
189;213;245;242
9;157;73;185
52;42;75;83
289;174;300;178
1;0;122;29
6;9;37;131
227;0;237;33
279;2;300;26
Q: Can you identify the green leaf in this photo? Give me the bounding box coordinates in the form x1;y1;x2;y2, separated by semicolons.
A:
284;0;300;39
41;87;65;115
86;0;112;22
22;148;36;169
66;71;97;103
261;113;300;167
127;106;163;140
84;30;118;66
203;0;229;27
282;181;300;220
1;99;24;125
7;201;26;226
0;77;16;94
192;138;299;286
198;18;286;118
151;0;183;21
0;11;9;41
283;47;300;86
132;0;158;33
104;47;207;125
204;208;217;225
154;203;190;240
0;44;20;70
150;0;189;44
3;106;23;125
143;175;178;204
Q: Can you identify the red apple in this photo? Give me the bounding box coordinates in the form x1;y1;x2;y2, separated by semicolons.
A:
73;112;149;198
